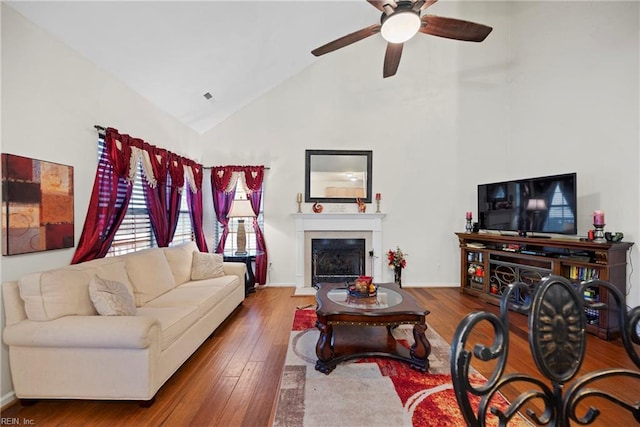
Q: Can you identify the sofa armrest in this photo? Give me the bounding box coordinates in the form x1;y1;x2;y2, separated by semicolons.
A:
3;315;160;349
223;262;247;285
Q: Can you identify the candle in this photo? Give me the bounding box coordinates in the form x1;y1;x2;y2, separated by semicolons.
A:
375;193;381;200
593;210;605;226
466;211;472;220
296;193;302;203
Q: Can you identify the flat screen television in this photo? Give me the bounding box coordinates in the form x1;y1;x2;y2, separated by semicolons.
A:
477;173;577;236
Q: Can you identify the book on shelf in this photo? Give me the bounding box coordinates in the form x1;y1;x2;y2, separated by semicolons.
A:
567;266;599;281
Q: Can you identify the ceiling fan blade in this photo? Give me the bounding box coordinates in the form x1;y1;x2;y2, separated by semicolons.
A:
420;15;493;42
417;0;438;11
311;24;381;56
367;0;387;12
383;43;403;78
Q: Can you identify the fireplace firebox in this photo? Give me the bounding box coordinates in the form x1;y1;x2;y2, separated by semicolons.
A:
311;238;366;287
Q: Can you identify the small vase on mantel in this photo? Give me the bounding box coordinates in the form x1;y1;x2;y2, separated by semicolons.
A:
394;267;403;288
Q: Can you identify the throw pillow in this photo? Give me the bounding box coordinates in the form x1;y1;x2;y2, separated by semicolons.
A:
89;275;137;316
191;252;225;280
93;261;135;298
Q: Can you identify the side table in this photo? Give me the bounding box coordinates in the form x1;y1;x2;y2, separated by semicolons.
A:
223;254;256;296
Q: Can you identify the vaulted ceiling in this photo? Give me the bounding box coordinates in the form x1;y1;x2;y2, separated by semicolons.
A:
8;1;382;134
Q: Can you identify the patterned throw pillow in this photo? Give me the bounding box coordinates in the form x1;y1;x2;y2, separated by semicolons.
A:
89;275;137;316
190;252;225;281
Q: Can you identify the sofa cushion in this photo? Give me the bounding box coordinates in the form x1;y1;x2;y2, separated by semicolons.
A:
135;305;200;350
89;275;137;316
145;278;239;318
191;252;225;281
18;269;96;321
163;241;198;286
179;275;239;290
125;249;176;307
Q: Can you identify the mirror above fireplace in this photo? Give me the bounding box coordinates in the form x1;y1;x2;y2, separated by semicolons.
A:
305;149;372;203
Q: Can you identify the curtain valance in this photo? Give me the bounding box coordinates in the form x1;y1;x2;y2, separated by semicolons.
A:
211;165;265;194
105;127;203;192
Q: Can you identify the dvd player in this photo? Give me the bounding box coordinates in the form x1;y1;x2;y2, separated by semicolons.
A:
520;250;547;256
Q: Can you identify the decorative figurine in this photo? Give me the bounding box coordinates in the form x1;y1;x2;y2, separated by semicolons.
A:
312;201;323;213
356;198;366;213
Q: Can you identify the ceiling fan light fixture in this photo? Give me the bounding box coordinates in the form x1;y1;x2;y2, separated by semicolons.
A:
381;10;421;43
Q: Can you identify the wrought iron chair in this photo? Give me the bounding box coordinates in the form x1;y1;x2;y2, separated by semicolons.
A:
450;275;640;426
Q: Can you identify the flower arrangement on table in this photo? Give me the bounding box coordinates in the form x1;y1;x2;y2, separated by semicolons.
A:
388;247;407;287
387;247;407;269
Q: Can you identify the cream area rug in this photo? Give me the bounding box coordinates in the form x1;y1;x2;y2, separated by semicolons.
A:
273;309;531;427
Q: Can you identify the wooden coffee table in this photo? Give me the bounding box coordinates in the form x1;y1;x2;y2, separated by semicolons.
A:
314;282;431;374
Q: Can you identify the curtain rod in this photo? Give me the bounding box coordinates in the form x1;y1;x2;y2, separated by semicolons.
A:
95;125;270;170
203;166;270;170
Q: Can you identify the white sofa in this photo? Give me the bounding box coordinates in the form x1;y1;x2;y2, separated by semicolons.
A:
2;241;245;403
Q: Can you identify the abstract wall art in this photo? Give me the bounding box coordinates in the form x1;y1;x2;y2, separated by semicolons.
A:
2;153;74;255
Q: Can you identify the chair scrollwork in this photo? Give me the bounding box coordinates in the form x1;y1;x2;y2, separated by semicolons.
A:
450;275;640;426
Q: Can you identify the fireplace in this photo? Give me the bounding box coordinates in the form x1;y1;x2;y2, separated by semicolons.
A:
311;238;366;287
293;213;385;287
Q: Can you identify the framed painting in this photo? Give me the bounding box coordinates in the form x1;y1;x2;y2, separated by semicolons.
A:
2;153;74;255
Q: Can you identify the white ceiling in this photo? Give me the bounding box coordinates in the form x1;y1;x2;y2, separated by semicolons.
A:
8;1;383;134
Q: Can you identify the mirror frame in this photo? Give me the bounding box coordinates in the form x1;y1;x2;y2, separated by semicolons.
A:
305;149;373;203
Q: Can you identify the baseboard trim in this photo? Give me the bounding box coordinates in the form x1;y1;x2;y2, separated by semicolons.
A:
1;390;17;411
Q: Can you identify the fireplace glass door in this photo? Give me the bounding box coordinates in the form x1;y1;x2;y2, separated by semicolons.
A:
311;238;366;287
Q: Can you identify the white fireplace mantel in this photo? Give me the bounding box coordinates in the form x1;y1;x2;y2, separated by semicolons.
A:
292;213;386;287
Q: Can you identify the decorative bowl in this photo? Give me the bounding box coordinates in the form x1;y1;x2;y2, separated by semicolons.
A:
347;279;377;298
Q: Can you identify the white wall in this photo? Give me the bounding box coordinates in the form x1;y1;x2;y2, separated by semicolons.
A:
1;0;638;406
202;1;639;304
505;1;639;306
0;4;201;405
202;1;511;289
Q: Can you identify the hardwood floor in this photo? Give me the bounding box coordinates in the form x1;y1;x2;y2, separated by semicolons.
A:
1;286;637;426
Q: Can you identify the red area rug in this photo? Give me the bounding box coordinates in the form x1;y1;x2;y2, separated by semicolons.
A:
274;309;530;427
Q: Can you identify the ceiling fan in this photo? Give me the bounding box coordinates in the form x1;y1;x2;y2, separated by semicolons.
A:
311;0;493;78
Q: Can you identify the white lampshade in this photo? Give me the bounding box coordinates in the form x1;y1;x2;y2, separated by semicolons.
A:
228;199;256;218
526;199;547;211
381;11;421;43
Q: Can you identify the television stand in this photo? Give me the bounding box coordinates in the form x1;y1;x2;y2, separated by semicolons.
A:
456;232;633;340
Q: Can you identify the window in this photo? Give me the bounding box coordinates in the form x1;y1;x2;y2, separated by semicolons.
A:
214;183;264;256
170;192;193;246
98;138;193;256
109;169;154;256
545;183;575;232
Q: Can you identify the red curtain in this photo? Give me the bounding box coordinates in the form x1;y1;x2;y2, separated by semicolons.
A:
73;127;206;262
241;166;268;285
143;145;169;247
71;128;133;263
165;156;183;246
185;159;208;252
211;166;237;254
210;165;268;285
142;145;184;247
